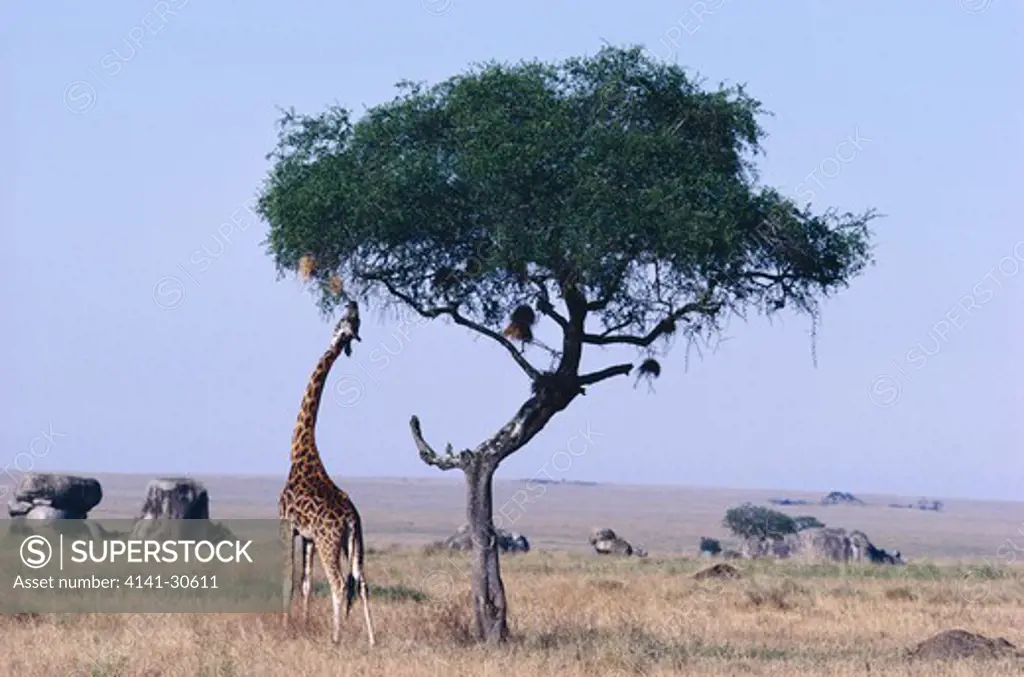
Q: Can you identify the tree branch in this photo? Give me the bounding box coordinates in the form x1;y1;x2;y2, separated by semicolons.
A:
483;396;562;465
445;311;542;380
582;298;723;347
533;280;570;332
578;363;634;386
586;294;615;312
582;269;808;349
409;415;469;471
597;317;635;337
584;258;631;311
740;271;787;283
553;283;589;377
368;274;543;381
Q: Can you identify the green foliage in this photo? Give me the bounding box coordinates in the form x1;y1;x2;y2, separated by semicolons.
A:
314;580;428;602
723;503;797;541
699;536;722;555
369;583;429;603
256;45;877;356
793;515;825;531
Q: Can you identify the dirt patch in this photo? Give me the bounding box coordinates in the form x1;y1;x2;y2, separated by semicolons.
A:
907;629;1019;660
694;563;741;580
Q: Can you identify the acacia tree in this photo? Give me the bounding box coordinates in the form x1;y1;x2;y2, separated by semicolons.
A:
255;45;877;644
723;503;798;541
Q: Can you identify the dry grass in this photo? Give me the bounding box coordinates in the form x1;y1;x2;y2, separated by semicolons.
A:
9;474;1021;674
2;550;1022;677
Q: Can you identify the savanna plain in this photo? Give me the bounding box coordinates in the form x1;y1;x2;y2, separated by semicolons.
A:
2;474;1022;676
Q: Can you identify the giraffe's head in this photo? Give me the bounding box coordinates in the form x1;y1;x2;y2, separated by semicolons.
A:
331;300;361;352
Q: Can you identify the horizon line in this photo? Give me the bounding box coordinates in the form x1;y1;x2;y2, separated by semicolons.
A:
25;469;1022;505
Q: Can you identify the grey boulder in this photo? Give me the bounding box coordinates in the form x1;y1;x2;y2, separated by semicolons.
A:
7;473;102;518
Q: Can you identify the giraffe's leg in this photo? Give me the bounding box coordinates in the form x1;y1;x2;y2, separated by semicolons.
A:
301;538;315;624
316;537;345;644
353;553;376;646
358;576;375;647
347;524;376;647
280;521;295;628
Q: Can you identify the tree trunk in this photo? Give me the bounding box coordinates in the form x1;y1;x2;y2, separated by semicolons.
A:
409;381;590;646
464;456;508;643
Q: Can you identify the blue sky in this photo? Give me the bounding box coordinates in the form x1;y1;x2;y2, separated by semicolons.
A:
3;1;1021;501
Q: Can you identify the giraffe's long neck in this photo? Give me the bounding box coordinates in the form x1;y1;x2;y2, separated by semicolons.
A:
290;337;347;467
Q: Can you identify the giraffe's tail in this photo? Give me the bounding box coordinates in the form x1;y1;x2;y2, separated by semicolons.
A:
344;571;357;617
344;517;376;646
343;522;364;618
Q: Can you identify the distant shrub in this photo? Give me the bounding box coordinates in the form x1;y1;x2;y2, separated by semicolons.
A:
723;503;797;541
793;515;825;531
699;537;722;556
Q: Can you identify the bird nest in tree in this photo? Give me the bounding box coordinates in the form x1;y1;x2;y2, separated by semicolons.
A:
297;255;317;281
511;305;535;327
297;255;343;296
657;317;677;336
432;266;457;291
635;358;661;391
638;358;661;378
503;304;536;343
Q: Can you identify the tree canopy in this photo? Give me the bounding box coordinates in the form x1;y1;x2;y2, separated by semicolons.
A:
256;46;876;387
723;503;799;541
793;515;826;531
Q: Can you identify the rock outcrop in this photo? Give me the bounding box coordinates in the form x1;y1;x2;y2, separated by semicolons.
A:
431;524;530;554
820;491;865;506
7;473;102;519
741;536;793;559
849;530;904;564
795;527;856;561
135;478;209;520
744;527;904;564
588;527;647;558
130;478;230;542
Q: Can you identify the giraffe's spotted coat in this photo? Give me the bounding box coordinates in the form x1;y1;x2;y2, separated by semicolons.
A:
278;302;376;646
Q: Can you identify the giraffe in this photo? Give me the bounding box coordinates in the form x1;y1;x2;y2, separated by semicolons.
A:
278;300;376;646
